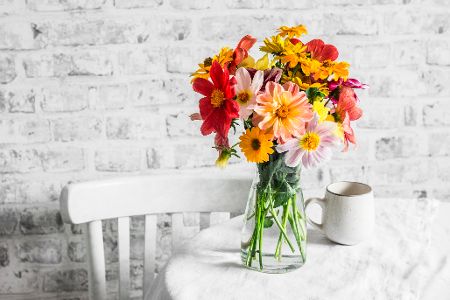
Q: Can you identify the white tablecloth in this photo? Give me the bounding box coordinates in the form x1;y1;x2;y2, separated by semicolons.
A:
147;198;450;300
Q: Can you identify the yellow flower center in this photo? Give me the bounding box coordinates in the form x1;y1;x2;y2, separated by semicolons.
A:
236;92;251;105
251;138;261;150
211;89;225;108
276;105;289;118
300;132;320;151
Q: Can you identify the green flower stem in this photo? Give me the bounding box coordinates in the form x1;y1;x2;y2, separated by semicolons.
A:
258;205;265;270
290;198;306;262
274;199;291;260
269;206;295;253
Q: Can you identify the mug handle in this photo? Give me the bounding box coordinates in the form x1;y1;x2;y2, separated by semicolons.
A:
304;197;326;231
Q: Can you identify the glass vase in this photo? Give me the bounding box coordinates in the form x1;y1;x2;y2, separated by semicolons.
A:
240;152;307;273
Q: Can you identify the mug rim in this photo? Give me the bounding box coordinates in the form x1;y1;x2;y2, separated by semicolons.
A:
326;181;372;197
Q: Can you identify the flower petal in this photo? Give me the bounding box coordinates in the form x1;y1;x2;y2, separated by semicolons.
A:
192;78;214;97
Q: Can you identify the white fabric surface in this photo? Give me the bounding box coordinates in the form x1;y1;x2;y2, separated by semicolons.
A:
147;198;449;300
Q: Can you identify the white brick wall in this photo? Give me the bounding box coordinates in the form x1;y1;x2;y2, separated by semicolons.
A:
0;0;449;298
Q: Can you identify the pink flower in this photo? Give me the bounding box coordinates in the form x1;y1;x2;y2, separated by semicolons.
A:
254;81;313;141
235;67;264;120
328;78;367;104
336;86;363;121
276;114;339;168
341;112;356;152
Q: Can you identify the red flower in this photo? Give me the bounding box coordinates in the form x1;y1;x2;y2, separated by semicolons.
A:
342;113;356;152
306;39;339;62
228;35;257;74
192;61;239;138
336;86;363;121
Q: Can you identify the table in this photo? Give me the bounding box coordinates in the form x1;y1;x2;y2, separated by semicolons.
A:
146;198;450;300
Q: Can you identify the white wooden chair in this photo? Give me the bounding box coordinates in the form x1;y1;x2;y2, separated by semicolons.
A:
59;174;252;300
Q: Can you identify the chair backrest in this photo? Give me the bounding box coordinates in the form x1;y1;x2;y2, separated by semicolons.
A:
59;174;252;300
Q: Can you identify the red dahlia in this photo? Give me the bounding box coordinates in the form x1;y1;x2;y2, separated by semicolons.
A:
192;61;239;138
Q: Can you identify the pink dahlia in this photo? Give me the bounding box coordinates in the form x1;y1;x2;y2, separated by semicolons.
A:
276;114;339;168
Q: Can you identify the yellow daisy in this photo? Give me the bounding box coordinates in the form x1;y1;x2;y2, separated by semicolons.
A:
277;24;308;38
191;47;233;80
260;35;286;54
279;41;307;68
239;127;274;163
330;61;350;81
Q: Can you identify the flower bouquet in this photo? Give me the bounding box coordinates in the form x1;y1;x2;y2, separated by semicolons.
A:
189;24;366;273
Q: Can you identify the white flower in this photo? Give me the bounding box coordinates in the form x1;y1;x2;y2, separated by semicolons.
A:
235;67;264;120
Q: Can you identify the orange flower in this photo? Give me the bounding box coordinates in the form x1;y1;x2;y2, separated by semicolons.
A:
254;82;314;141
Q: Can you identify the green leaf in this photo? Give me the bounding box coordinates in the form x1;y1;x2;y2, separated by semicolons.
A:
264;217;274;228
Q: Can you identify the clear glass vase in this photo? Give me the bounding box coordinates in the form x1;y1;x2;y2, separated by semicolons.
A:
240;152;307;273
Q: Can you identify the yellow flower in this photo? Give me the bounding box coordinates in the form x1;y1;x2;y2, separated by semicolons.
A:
300;58;322;76
255;54;270;70
277;24;308;38
191;47;233;80
260;35;286;54
325;114;344;139
239;127;274;163
279;41;307;68
330;61;350;81
288;76;330;95
313;100;330;123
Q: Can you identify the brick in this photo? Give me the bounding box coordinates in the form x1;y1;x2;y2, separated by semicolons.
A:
26;0;107;11
95;148;141;172
130;261;143;290
8;89;36;113
67;240;86;262
40;148;85;172
392;40;425;66
167;46;215;74
263;0;311;9
0;88;8;112
0;149;42;173
384;10;426;35
0;177;62;204
104;232;118;263
353;43;390;69
52;116;103;142
117;47;164;75
0;243;8;267
166;110;201;137
0;53;16;83
114;0;162;8
324;11;378;35
39;85;89;112
356;101;403;129
367;160;431;185
365;70;425;97
128;79;175;107
427;40;450;66
165;77;197;104
43;269;88;292
130;233;144;260
375;133;427;160
0;0;16;16
19;207;64;235
23;50;113;77
429;131;450;156
329;164;366;182
16;239;62;264
106;115;166;140
34;19;153;47
421;68;450;96
423;101;450;126
0;22;35;49
96;84;128;110
422;12;450;35
198;14;288;41
168;0;214;9
0;119;51;143
157;17;192;41
148;141;221;169
226;0;263;8
0;208;18;235
0;269;39;293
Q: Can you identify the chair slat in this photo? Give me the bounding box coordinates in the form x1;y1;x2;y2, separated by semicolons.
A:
86;220;107;300
118;217;130;300
171;213;184;250
143;214;157;298
199;212;210;230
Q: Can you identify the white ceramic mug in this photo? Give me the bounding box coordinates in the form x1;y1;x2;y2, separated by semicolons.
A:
305;181;374;245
